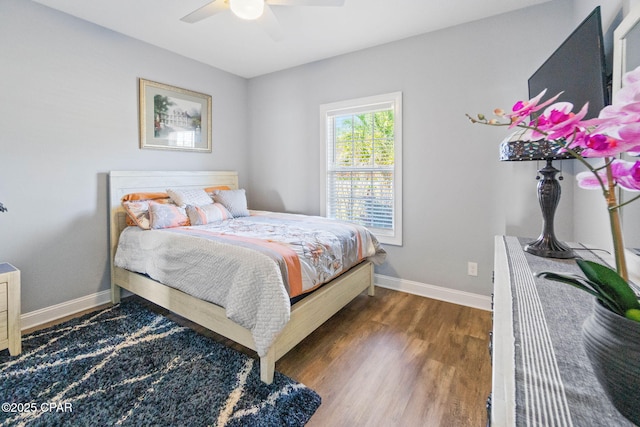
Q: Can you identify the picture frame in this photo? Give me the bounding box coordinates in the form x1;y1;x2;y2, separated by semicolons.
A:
139;78;212;152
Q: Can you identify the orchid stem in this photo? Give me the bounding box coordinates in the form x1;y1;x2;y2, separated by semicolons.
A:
605;161;628;281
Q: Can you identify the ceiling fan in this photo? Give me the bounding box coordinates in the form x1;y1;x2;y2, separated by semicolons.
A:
181;0;345;41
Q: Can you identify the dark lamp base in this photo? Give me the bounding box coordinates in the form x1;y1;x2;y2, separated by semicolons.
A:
525;236;575;259
524;158;576;260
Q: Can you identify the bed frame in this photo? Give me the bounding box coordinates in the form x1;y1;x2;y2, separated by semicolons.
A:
109;171;375;384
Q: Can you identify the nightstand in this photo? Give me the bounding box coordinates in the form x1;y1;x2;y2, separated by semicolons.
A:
0;263;21;355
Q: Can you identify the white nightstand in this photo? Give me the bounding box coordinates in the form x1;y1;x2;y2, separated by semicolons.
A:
0;263;21;355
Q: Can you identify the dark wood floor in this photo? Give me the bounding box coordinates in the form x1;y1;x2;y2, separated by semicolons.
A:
276;287;493;427
30;287;493;426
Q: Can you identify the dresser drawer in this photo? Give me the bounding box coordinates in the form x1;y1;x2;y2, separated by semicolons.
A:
0;282;6;312
0;311;7;341
0;264;21;355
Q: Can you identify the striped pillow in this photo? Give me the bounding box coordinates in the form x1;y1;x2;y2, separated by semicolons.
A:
186;203;232;225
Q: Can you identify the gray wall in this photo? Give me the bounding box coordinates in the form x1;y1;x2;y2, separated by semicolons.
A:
247;0;579;296
0;0;250;313
1;0;630;314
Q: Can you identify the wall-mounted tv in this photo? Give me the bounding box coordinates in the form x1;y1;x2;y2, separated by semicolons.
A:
528;6;609;120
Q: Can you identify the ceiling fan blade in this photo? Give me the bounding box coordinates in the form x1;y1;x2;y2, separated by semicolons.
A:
259;5;285;42
180;0;228;23
267;0;345;6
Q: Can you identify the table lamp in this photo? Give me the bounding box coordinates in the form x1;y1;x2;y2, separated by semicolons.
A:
500;130;576;259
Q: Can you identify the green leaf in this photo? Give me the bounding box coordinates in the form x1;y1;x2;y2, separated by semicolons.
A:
576;260;640;312
536;271;622;313
536;271;596;294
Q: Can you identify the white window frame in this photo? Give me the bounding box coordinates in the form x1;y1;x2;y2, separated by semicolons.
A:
320;92;403;246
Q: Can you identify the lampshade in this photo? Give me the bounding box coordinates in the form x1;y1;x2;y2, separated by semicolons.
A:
499;129;574;162
230;0;265;20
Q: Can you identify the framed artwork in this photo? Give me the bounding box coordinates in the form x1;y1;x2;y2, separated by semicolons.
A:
139;78;212;152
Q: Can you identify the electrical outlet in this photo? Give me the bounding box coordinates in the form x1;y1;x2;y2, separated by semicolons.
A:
467;262;478;276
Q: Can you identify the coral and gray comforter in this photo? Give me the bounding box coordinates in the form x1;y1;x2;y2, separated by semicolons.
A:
114;210;386;356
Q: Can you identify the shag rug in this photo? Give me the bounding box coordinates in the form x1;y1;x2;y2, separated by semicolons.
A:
0;300;321;426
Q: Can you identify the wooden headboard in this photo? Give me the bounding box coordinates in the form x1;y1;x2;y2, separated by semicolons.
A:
108;170;239;270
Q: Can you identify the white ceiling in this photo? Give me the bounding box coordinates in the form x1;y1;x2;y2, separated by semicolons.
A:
32;0;552;78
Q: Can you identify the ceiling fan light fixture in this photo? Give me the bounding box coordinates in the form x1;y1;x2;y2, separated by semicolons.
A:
230;0;264;20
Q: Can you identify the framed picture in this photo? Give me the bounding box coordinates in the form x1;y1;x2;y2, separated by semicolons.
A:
139;78;212;152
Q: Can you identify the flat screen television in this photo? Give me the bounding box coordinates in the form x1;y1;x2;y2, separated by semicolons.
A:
528;6;609;120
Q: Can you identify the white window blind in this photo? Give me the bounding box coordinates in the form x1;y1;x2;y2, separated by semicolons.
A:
320;92;402;246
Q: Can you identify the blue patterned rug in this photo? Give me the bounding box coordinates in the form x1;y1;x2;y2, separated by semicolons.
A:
0;300;321;426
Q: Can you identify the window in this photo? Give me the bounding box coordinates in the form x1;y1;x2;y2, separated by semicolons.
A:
320;92;402;246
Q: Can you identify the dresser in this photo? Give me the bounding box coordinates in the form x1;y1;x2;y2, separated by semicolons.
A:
0;263;21;356
491;236;635;426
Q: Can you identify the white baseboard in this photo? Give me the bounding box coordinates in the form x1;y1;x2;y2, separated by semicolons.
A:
375;274;492;311
21;277;491;331
21;290;114;331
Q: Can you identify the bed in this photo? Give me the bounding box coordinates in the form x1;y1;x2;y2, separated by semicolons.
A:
109;170;385;384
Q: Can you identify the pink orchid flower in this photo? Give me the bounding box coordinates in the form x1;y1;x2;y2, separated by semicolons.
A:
614;71;640;105
617;161;640;191
624;66;640;86
618;123;640;154
592;70;640;136
534;102;589;141
578;133;624;157
594;102;640;134
567;132;640;158
577;115;640;158
506;90;562;127
577;160;640;191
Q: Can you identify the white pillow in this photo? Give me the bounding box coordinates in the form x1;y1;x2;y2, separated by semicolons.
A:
212;189;250;218
166;188;212;207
